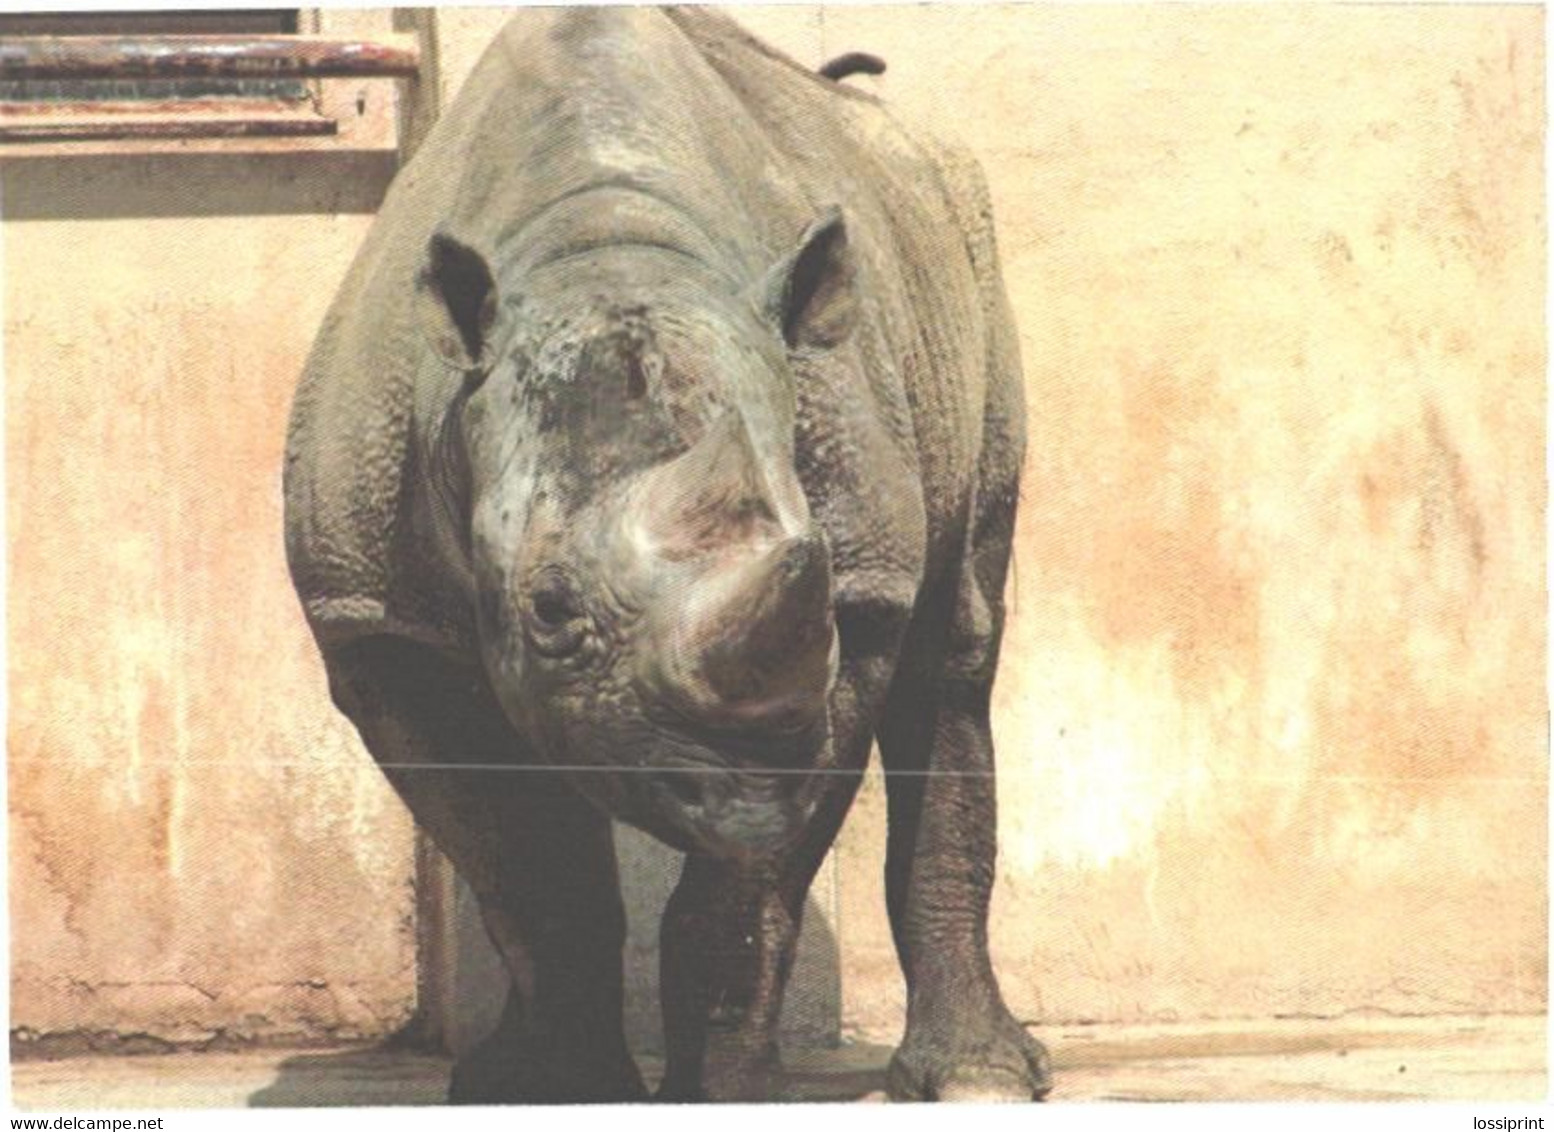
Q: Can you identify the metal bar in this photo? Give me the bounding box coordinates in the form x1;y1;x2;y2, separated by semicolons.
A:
0;34;420;83
0;97;311;118
0;110;339;143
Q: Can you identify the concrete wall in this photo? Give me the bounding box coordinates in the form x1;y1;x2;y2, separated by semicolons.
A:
4;172;417;1051
4;14;418;1053
6;3;1545;1057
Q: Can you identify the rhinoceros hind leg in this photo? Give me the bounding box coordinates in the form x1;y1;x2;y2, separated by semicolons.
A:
324;636;645;1104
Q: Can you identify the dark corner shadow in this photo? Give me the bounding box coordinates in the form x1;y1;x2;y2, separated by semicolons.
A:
243;1041;890;1107
1;149;396;222
247;1041;450;1108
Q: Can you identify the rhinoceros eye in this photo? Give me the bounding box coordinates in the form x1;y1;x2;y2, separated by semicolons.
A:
532;584;576;627
525;568;588;656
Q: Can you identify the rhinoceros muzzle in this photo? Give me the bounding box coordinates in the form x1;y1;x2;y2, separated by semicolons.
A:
648;756;814;859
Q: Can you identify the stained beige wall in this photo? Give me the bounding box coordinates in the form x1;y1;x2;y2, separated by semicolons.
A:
6;3;1545;1056
3;32;418;1047
807;3;1547;1035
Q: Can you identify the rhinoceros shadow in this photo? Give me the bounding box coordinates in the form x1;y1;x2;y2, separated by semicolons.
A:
248;822;883;1105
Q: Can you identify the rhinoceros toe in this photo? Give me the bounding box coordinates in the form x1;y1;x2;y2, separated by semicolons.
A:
886;1016;1052;1103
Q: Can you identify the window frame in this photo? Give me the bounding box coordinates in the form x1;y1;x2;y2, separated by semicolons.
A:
0;8;412;156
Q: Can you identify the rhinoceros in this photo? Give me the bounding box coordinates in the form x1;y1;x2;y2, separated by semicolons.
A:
285;5;1047;1104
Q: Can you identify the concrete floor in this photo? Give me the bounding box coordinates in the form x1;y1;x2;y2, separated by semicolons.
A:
11;1016;1546;1108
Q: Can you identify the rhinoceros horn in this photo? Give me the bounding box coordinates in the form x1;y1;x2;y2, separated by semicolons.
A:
632;412;836;735
703;531;834;710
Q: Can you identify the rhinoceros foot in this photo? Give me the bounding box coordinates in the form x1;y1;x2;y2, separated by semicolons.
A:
655;1052;784;1104
446;997;647;1105
448;1050;647;1106
886;1005;1052;1103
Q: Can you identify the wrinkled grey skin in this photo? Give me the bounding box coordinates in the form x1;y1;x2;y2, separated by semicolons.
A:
285;6;1047;1103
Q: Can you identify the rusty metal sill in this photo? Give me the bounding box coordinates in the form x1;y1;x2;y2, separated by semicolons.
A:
0;99;337;143
0;34;420;82
0;31;414;153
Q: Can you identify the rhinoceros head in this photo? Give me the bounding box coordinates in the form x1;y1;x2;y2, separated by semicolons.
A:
416;210;856;859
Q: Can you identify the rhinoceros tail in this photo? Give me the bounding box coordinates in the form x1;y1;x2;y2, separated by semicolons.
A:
818;52;886;81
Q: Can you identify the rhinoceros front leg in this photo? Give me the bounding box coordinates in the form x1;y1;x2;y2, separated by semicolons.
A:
656;709;875;1102
876;560;1052;1102
324;637;645;1104
657;856;794;1102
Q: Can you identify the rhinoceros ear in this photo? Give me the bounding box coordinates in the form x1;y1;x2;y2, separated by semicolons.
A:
418;231;498;370
762;207;857;351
